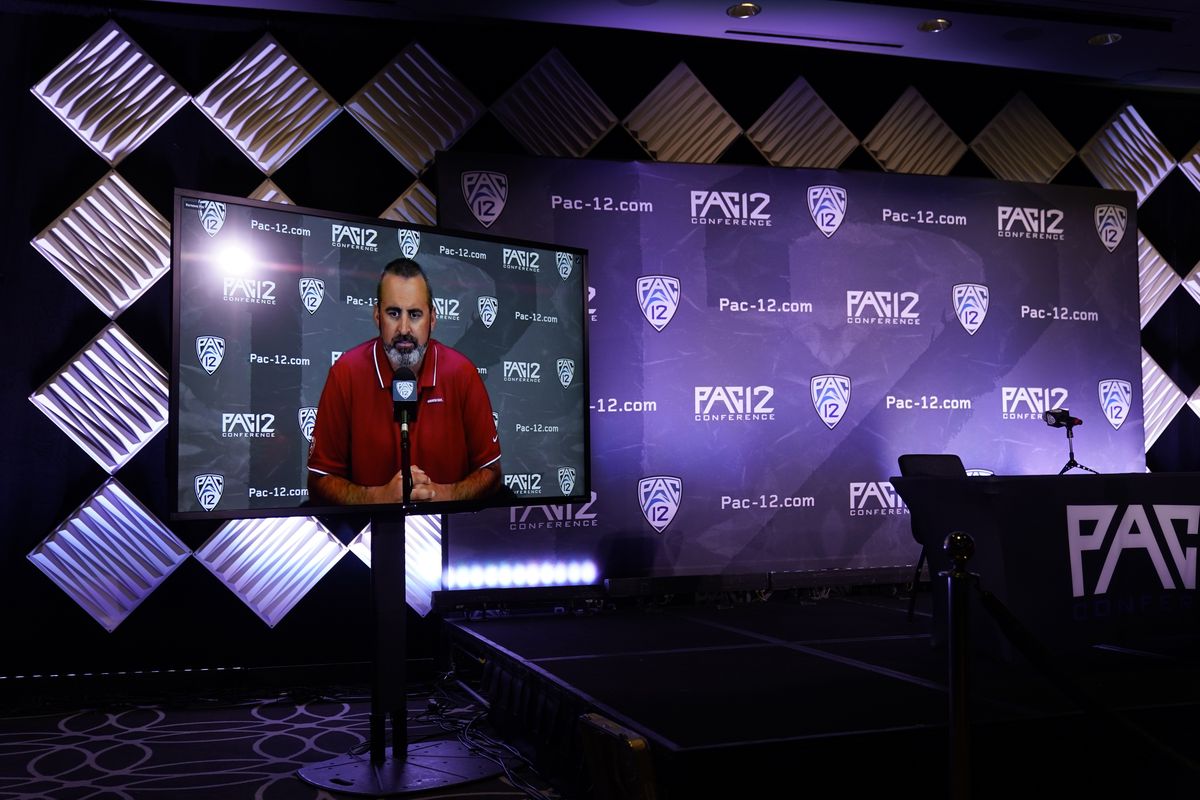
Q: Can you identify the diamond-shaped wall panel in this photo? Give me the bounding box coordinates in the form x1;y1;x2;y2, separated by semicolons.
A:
249;179;294;204
1180;141;1200;194
1191;385;1200;422
1142;348;1188;451
29;323;168;474
193;34;340;175
345;42;484;176
1079;104;1176;207
971;92;1074;184
31;171;171;319
348;515;442;618
492;48;617;158
381;181;436;226
624;63;741;164
862;87;966;175
31;21;190;166
1139;232;1182;329
194;517;346;628
1183;261;1200;307
27;479;190;632
746;76;857;169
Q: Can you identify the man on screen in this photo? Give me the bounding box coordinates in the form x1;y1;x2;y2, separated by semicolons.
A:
307;258;501;505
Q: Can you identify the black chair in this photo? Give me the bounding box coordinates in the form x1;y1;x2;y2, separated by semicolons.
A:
897;453;967;621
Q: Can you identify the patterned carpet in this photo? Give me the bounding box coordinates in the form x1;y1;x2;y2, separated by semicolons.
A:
0;681;562;800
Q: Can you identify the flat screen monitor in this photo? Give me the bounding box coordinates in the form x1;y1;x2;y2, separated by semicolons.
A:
169;189;590;520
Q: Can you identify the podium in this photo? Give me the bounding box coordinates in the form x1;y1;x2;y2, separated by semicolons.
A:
890;472;1200;658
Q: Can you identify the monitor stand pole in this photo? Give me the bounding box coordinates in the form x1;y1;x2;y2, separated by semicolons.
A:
296;510;502;796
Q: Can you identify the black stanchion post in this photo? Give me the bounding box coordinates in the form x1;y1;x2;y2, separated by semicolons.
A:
944;531;975;800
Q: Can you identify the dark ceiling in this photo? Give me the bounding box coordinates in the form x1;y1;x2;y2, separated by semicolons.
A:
143;0;1200;90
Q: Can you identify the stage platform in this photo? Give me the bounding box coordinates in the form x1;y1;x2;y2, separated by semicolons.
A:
440;585;1200;800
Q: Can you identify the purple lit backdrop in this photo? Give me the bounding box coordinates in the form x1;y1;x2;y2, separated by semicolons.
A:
453;155;1143;578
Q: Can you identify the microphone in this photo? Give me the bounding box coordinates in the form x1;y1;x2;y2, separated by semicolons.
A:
392;367;418;428
1043;408;1082;428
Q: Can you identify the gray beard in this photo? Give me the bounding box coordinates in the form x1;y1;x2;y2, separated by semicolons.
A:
384;339;426;372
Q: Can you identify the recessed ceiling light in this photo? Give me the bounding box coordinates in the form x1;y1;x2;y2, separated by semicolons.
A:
1088;32;1122;46
727;3;761;19
918;18;952;33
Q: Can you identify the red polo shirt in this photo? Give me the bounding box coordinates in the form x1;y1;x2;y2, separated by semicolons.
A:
307;338;500;488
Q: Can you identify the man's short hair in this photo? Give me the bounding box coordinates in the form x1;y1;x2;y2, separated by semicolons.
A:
377;258;433;308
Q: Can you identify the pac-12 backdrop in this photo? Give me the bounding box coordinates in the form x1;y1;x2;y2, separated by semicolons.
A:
435;152;1143;582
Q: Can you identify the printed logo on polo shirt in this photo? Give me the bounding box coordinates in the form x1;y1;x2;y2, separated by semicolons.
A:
298;407;317;442
811;374;851;429
637;275;680;332
953;283;989;335
195;473;224;511
478;296;498;329
808;185;847;238
556;252;574;280
197;199;226;237
462;171;508;228
1094;205;1128;253
1099;379;1132;430
299;277;325;314
397;229;421;259
196;335;225;375
639;475;682;534
331;223;378;251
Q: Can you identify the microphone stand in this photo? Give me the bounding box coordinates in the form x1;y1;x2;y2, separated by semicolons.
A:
1057;422;1098;475
298;405;501;795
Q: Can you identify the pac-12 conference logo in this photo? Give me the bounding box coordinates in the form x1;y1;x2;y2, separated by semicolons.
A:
997;205;1064;240
196;335;225;375
953;283;989;335
298;407;317;442
477;296;498;328
299;277;325;314
639;476;681;534
557;359;575;388
331;223;378;252
462;171;508;228
196;199;227;237
808;185;847;238
811;374;851;429
637;275;680;331
195;473;224;511
1094;205;1128;253
689;190;772;226
397;229;421;259
558;467;576;496
1098;379;1132;430
556;252;573;281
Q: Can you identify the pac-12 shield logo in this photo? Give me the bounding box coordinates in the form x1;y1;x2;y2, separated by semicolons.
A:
196;335;225;375
808;185;847;238
197;199;226;237
1098;379;1132;430
639;475;682;534
1094;204;1128;253
811;374;852;429
557;358;575;388
558;467;576;496
556;251;573;281
299;277;325;314
195;473;224;511
397;228;421;259
953;283;990;335
477;295;498;328
637;275;680;332
462;171;508;228
298;407;317;442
